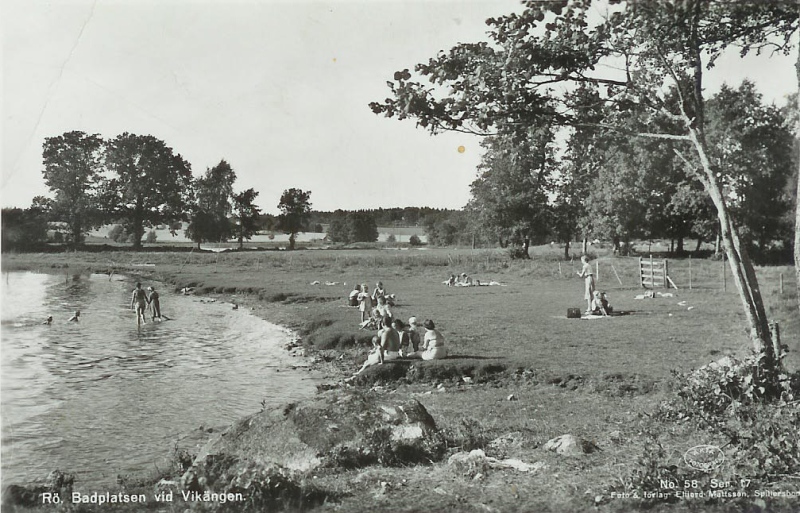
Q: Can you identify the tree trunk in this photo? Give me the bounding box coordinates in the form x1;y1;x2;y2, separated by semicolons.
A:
694;238;702;254
795;34;800;316
688;128;774;363
289;232;296;250
522;238;530;259
582;237;588;255
564;239;570;260
676;237;684;255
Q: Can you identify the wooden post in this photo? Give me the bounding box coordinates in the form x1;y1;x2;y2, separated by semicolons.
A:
638;257;643;288
779;273;783;294
650;254;654;290
558;261;562;277
665;259;670;289
722;254;726;292
689;255;693;290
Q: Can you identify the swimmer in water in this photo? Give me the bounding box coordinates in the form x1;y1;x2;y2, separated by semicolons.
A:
67;311;80;322
43;316;53;325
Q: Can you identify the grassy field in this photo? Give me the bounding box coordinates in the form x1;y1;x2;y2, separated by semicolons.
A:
2;246;798;512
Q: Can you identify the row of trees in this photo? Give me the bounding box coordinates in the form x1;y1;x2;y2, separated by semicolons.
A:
10;131;314;250
370;0;798;366
462;82;795;261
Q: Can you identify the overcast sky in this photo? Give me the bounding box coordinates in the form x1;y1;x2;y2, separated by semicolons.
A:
2;0;797;215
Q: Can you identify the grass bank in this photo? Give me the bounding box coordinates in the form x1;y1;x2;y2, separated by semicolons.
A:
2;247;798;512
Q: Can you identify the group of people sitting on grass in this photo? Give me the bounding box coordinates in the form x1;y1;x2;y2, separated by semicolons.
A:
347;316;448;380
348;281;397;326
445;273;475;286
444;273;504;287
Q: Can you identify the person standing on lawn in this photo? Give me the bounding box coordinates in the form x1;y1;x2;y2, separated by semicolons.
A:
577;255;595;314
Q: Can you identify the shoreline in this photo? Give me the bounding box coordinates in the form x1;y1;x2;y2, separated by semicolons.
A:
0;266;331;493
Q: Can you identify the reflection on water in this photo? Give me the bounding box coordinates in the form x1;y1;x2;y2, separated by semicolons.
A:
1;272;320;488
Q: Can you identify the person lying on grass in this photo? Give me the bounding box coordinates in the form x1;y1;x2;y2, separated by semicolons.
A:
349;315;400;378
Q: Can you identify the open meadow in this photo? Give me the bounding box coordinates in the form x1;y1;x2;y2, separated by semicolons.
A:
2;246;798;513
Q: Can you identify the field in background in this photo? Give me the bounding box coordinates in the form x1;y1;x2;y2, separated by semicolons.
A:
86;225;428;248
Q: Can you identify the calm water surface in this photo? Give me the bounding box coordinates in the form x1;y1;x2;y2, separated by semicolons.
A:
1;272;321;488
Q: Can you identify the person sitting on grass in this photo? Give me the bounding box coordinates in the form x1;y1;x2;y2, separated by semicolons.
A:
357;284;373;323
446;274;456;287
349;284;361;307
374;295;392;322
395;318;412;357
371;281;387;303
349;315;400;378
456;273;473;286
591;291;612;315
406;319;447;360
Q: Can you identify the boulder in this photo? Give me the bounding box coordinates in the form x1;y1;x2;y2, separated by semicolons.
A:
543;434;594;456
193;390;442;473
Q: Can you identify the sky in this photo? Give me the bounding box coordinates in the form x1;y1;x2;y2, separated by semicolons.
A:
2;0;797;215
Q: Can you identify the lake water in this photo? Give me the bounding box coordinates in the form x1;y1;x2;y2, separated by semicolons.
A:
0;272;321;488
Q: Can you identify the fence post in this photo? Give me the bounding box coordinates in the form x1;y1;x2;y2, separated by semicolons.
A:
722;254;726;292
689;255;692;290
779;273;783;294
649;254;654;290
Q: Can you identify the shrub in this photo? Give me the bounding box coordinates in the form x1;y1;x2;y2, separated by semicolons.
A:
507;246;529;259
409;235;422;246
145;230;158;243
386;234;396;243
108;225;127;242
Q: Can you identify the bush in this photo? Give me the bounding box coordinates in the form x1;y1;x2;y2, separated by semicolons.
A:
386;234;396;243
672;353;793;421
145;230;158;243
507;246;529;259
409;234;422;246
108;225;128;243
